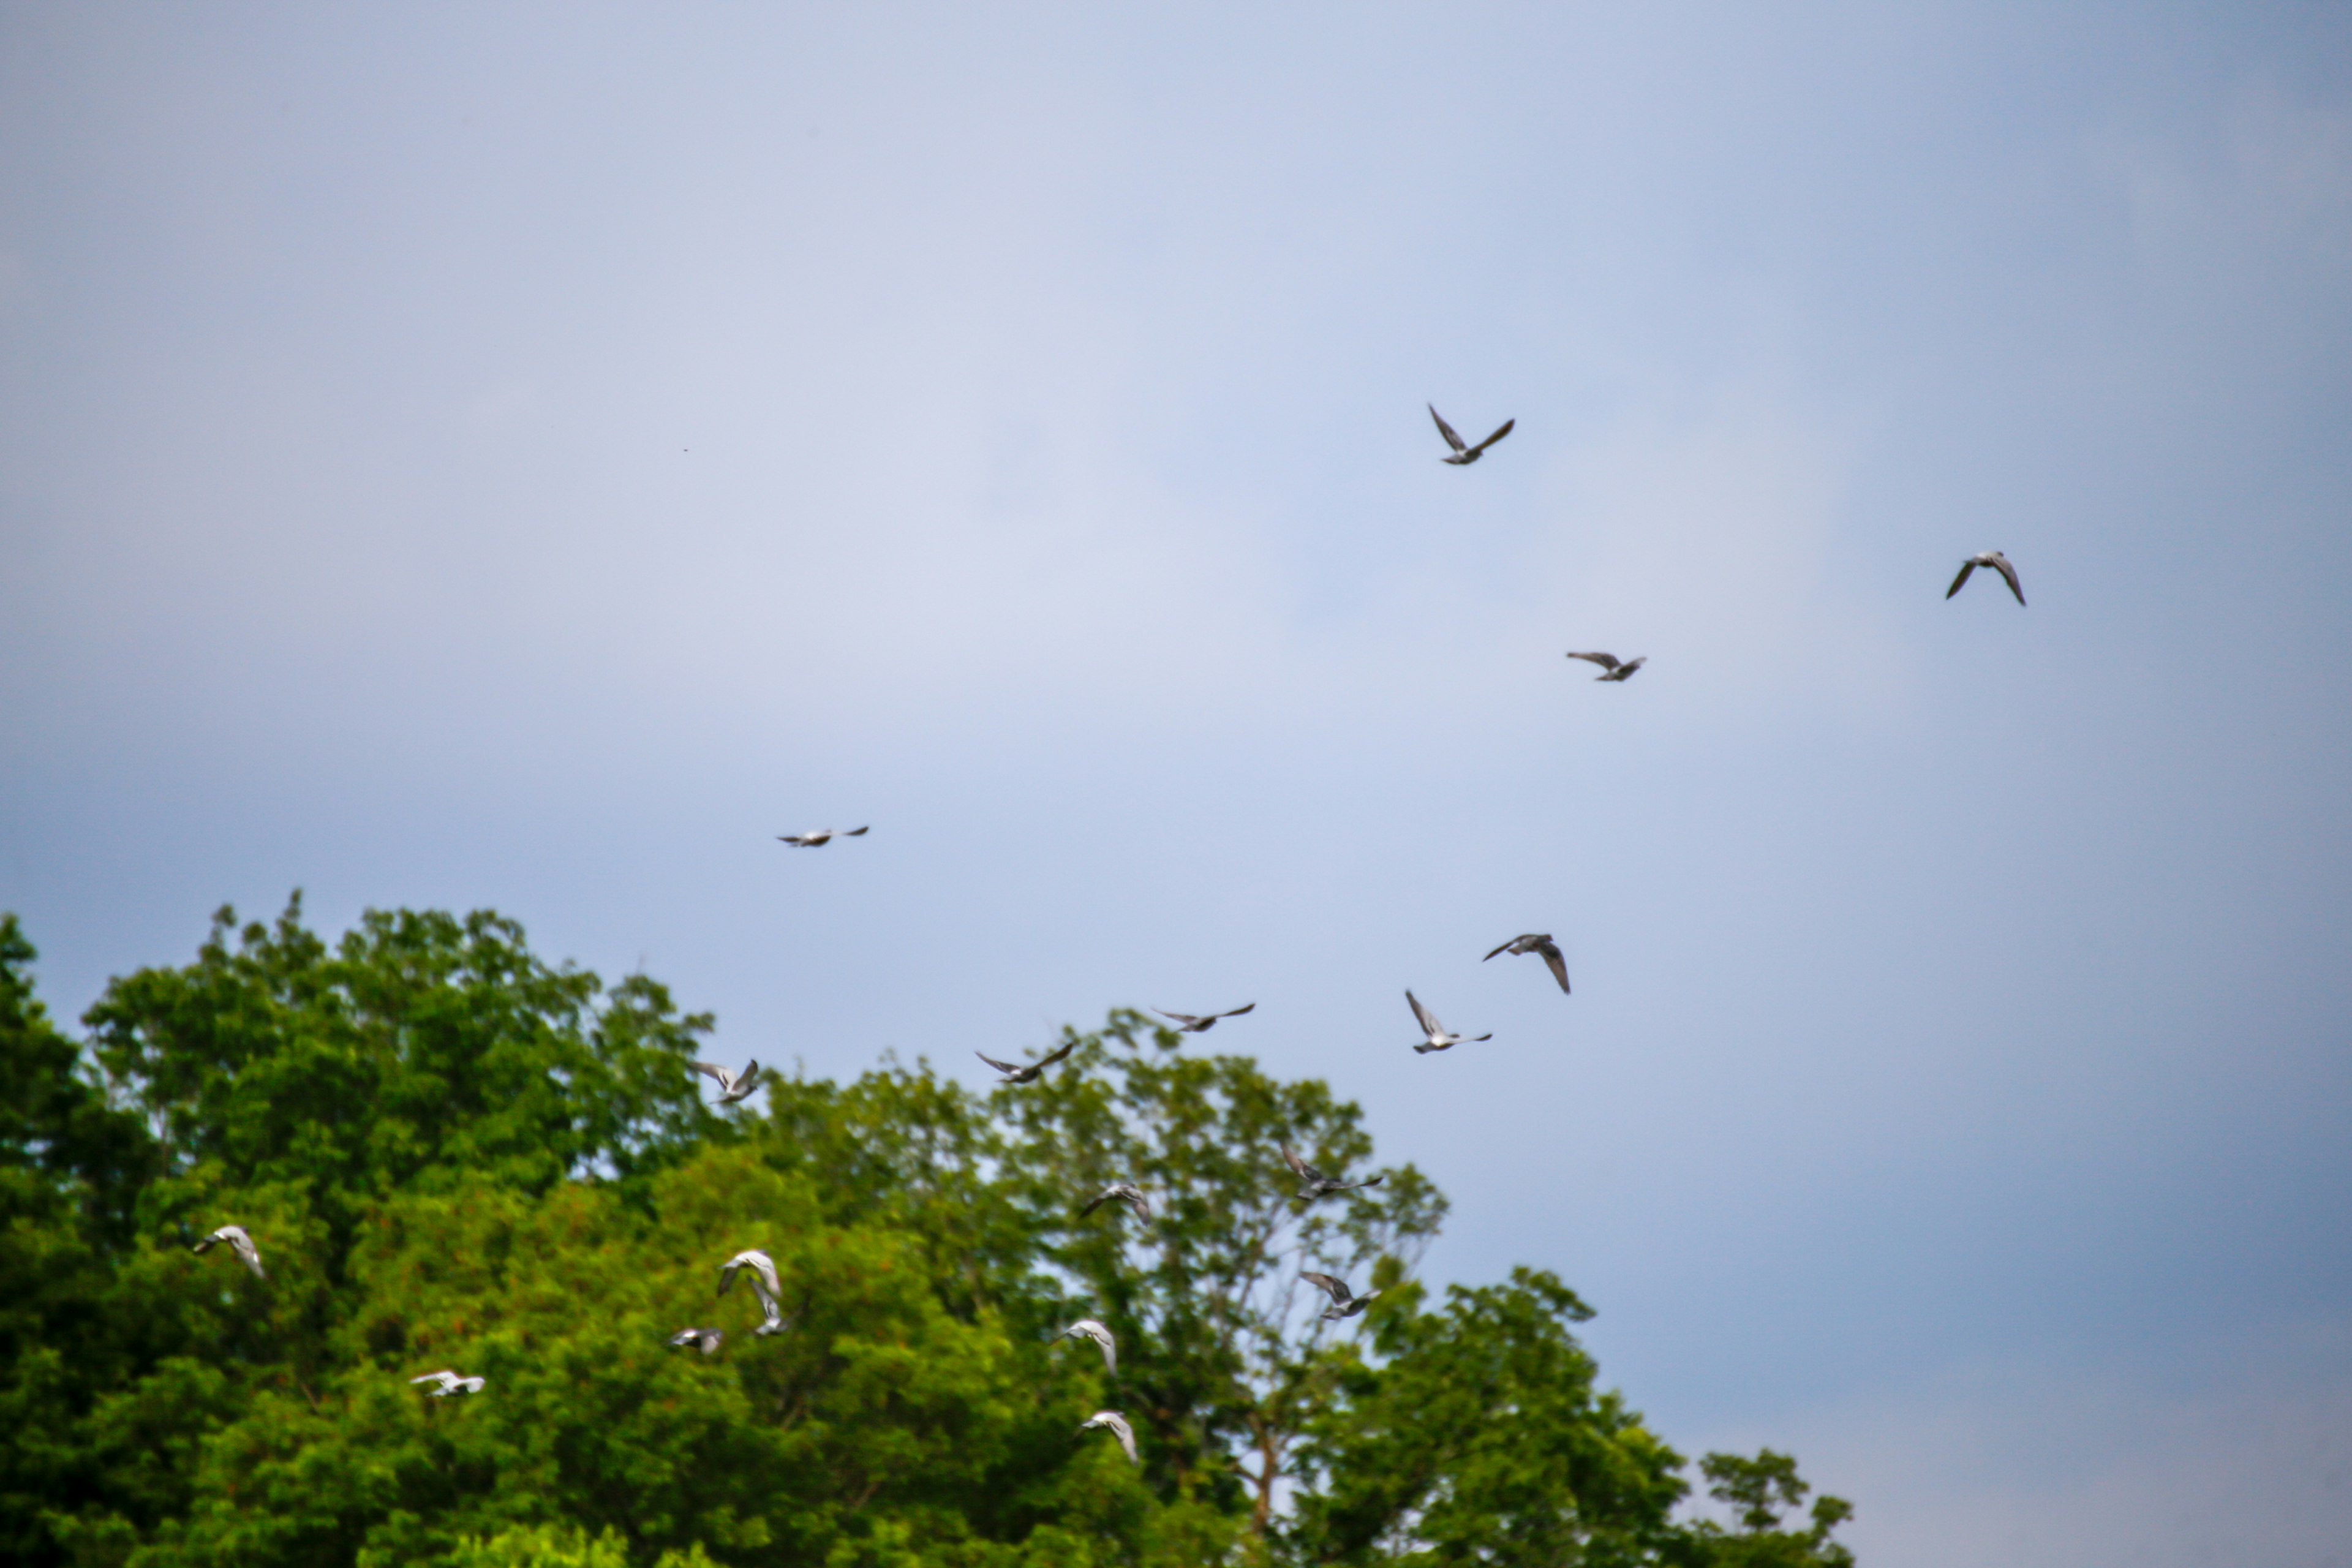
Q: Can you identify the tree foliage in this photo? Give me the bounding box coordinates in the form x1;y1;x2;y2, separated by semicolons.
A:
0;900;1855;1567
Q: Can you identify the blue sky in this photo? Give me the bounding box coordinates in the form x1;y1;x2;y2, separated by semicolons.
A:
4;5;2350;1562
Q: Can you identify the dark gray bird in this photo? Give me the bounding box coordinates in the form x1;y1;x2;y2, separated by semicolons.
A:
1300;1271;1381;1322
1082;1183;1153;1224
1406;990;1490;1054
668;1327;725;1356
1055;1317;1117;1376
1152;1003;1255;1035
1565;651;1646;682
1282;1144;1385;1202
776;826;869;847
1430;404;1515;466
718;1248;788;1335
693;1059;761;1106
193;1224;265;1280
975;1038;1080;1085
1078;1410;1138;1464
1483;933;1570;995
1946;551;2026;606
410;1370;486;1396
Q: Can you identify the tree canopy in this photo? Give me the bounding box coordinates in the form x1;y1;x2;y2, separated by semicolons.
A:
0;900;1855;1567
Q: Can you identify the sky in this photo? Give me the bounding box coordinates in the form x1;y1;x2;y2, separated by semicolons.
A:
3;3;2350;1562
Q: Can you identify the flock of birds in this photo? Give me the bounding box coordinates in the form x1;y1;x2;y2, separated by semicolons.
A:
186;404;2028;1464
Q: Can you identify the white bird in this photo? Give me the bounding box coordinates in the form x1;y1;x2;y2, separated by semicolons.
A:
1947;551;2026;606
718;1249;788;1335
1281;1144;1385;1202
1056;1318;1117;1376
975;1037;1079;1086
1079;1410;1138;1464
1565;651;1646;682
192;1224;265;1280
1483;933;1570;995
1429;404;1514;466
776;826;869;847
667;1327;725;1357
410;1370;486;1396
1151;1003;1255;1035
1406;990;1490;1054
1300;1271;1381;1322
1082;1183;1153;1224
693;1059;762;1106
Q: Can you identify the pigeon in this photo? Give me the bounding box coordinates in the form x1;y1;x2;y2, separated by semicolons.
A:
1082;1183;1153;1224
1056;1318;1117;1376
1946;551;2026;606
975;1037;1080;1086
667;1327;725;1357
776;826;870;847
693;1059;762;1107
1078;1410;1139;1464
1300;1272;1381;1322
718;1249;788;1335
1482;933;1570;995
192;1224;265;1280
1282;1144;1385;1202
1565;651;1646;682
1406;990;1491;1054
1151;1003;1255;1035
1429;404;1515;466
410;1370;486;1397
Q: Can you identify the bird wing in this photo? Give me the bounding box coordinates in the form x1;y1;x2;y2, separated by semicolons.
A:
732;1061;761;1094
1121;1188;1154;1222
1536;940;1571;994
1992;556;2026;605
410;1371;457;1388
1565;651;1622;671
1035;1036;1080;1069
775;834;809;845
1428;404;1466;451
1471;418;1515;453
693;1061;736;1090
744;1251;780;1297
1405;990;1443;1039
1946;560;1978;598
1468;1031;1493;1042
1482;938;1515;961
1281;1143;1317;1181
1216;1003;1256;1020
232;1232;265;1278
1152;1009;1203;1028
974;1051;1022;1077
843;826;869;835
1081;1188;1118;1217
1298;1271;1351;1305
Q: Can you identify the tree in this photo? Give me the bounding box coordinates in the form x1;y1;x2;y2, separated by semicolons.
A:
1662;1451;1854;1568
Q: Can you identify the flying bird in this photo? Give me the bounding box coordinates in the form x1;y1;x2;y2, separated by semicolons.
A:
1429;404;1515;466
718;1248;788;1335
410;1370;486;1397
975;1037;1080;1085
1300;1271;1381;1322
1565;651;1646;682
1152;1003;1255;1035
1078;1410;1139;1464
1082;1183;1153;1224
776;826;870;847
1055;1318;1117;1376
1406;990;1490;1054
1946;551;2026;606
1483;933;1570;995
1282;1144;1385;1202
193;1224;265;1280
667;1327;725;1357
693;1059;762;1106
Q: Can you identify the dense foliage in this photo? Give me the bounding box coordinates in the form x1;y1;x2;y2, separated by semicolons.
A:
0;900;1853;1567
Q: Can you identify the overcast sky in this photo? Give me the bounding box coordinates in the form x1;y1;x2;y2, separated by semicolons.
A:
4;4;2350;1563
